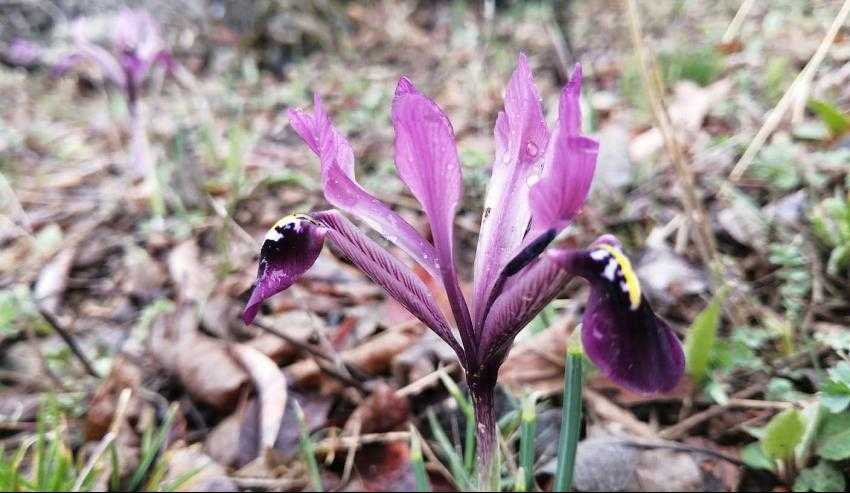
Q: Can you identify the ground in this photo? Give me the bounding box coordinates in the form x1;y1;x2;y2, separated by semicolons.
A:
1;0;849;491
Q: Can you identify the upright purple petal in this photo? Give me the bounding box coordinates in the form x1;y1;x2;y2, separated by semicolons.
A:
473;54;550;325
550;236;685;394
243;215;326;324
391;77;475;360
527;65;597;239
287;97;441;280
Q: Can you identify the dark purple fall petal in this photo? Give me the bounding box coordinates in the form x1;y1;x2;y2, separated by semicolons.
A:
243;215;326;324
550;239;685;394
54;43;127;89
473;53;550;325
287;96;442;280
581;289;685;394
391;77;475;356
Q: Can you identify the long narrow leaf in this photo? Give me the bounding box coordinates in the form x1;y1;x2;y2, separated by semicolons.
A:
426;408;470;490
554;351;583;491
519;394;538;491
295;401;323;492
409;425;431;492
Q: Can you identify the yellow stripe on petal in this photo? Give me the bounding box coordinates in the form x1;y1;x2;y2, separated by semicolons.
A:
597;243;642;310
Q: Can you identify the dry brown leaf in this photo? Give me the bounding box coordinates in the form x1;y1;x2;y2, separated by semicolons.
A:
284;323;423;389
162;444;237;491
499;316;576;395
230;343;287;452
150;305;249;412
34;247;76;314
167;239;214;304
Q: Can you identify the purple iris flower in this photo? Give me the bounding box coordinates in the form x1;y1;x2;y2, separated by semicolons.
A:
53;9;174;177
54;9;174;102
243;54;684;470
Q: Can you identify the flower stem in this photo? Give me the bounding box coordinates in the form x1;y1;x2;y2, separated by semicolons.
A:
469;376;497;490
554;351;583;492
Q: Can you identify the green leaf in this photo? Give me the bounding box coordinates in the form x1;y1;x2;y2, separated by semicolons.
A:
820;384;850;414
816;411;850;460
741;443;775;472
684;292;725;382
821;363;850;413
808;99;850;136
761;409;805;461
793;461;846;492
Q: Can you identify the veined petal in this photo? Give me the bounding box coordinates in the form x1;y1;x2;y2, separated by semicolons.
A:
473;53;549;325
311;210;465;362
243;214;326;324
242;211;465;364
550;236;685;394
287;97;441;280
391;77;474;358
527;65;597;239
527;135;598;237
479;255;572;370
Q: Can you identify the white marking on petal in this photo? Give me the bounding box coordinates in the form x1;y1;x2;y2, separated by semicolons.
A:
603;258;618;281
590;249;609;261
620;281;629;292
265;228;283;242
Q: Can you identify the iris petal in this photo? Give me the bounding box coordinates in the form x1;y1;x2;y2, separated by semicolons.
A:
527;65;598;240
552;238;685;394
581;288;684;394
473;53;550;325
287;96;442;280
243;215;326;324
242;210;465;363
391;77;475;355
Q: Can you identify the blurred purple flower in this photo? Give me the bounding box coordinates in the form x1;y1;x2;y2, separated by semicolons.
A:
54;9;173;102
243;54;685;470
54;9;175;177
3;39;44;67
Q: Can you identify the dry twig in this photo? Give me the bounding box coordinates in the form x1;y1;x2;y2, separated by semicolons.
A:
729;0;850;181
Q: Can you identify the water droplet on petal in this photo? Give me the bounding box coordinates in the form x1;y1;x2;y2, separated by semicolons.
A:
525;141;539;158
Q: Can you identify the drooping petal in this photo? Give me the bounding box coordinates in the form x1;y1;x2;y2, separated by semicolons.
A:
287;97;441;280
527;65;597;240
391;77;474;358
242;210;465;364
311;210;465;362
550;236;685;394
473;53;550;325
243;215;326;324
580;286;684;394
53;43;127;89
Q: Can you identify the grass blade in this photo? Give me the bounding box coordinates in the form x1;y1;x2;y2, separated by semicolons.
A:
409;425;431;492
295;400;323;492
519;394;537;491
426;408;470;490
127;403;178;492
554;351;583;492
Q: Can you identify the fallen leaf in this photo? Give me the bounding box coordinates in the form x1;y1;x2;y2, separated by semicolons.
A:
162;444;237;491
168;239;214;304
499;316;576;395
636;247;708;306
230;344;288;452
34;247;76;314
150;305;249;412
